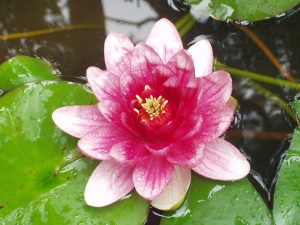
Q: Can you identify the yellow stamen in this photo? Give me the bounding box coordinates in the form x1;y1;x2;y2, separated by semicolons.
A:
136;95;143;104
134;85;168;120
161;100;168;108
140;95;168;120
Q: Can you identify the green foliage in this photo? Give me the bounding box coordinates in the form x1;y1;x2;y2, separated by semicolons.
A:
187;0;300;21
0;56;59;92
273;101;300;225
0;81;148;225
161;175;273;225
3;55;300;224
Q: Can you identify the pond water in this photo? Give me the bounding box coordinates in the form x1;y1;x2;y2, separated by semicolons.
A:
0;0;299;224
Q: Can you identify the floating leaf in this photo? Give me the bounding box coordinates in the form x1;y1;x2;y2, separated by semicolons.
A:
292;100;300;117
0;81;148;225
160;175;272;225
0;56;59;92
273;101;300;224
187;0;300;22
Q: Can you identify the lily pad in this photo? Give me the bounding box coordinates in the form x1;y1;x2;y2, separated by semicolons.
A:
160;175;273;225
187;0;300;22
0;81;148;225
273;101;300;224
0;56;59;92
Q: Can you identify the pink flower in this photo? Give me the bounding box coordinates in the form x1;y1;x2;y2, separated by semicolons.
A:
52;18;250;210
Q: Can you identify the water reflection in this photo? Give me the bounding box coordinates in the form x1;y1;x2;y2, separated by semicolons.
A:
166;0;189;12
0;0;105;77
101;0;158;42
44;0;71;25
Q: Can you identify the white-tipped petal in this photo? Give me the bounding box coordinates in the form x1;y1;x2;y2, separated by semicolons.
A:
192;139;250;181
52;105;104;138
151;166;191;210
104;32;134;75
84;161;134;207
146;18;183;63
188;39;213;77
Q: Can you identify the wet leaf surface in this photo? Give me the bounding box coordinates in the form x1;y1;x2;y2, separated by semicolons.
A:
0;81;148;225
187;0;300;21
273;101;300;225
0;56;59;92
160;175;273;225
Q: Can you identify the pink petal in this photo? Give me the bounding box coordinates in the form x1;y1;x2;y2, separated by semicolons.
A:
86;67;121;102
98;100;140;137
146;18;183;63
150;64;177;90
164;49;195;87
166;141;204;167
133;156;174;200
119;71;143;104
78;125;130;160
174;80;202;116
130;43;162;81
168;49;194;76
198;104;234;142
172;115;203;141
110;140;149;163
151;166;191;210
187;39;213;77
199;70;232;106
84;161;134;207
192;139;250;181
104;32;134;76
98;100;125;128
52;105;104;138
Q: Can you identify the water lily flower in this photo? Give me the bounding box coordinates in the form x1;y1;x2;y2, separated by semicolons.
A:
52;18;250;210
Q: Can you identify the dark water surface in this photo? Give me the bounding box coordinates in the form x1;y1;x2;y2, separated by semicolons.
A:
1;0;299;224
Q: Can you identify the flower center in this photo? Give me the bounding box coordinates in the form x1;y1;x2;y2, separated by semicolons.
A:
134;95;168;121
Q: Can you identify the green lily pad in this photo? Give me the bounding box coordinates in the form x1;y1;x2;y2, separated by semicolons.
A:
161;175;273;225
273;101;300;224
187;0;300;22
292;100;300;118
0;56;59;92
0;81;148;225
